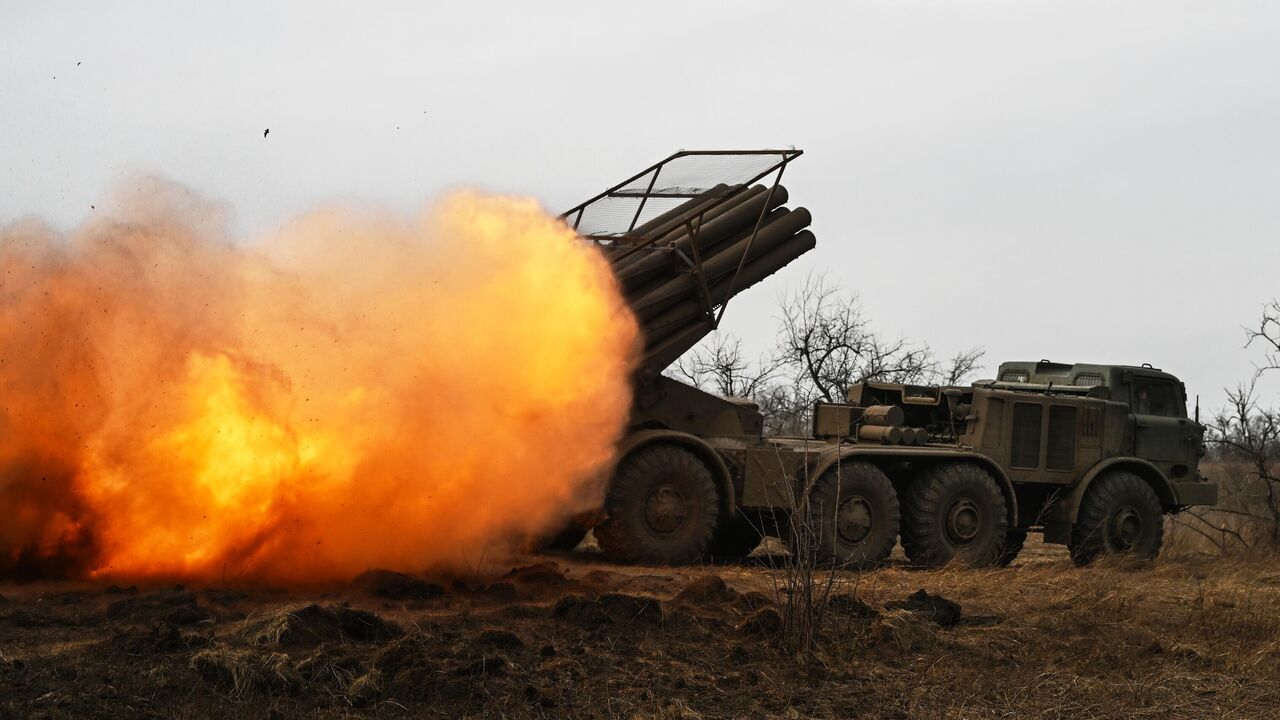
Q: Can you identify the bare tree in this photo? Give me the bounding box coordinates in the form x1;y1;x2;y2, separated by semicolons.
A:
755;379;814;436
941;346;988;386
1249;299;1280;371
775;273;984;400
1179;301;1280;551
672;272;985;434
776;273;927;402
1206;378;1280;543
672;334;778;398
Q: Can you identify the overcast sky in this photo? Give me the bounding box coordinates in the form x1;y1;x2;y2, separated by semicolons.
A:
2;1;1277;410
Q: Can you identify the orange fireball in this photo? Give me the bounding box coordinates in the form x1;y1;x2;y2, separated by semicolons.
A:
0;182;637;584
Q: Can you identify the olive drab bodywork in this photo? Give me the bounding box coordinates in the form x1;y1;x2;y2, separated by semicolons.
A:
558;151;1217;567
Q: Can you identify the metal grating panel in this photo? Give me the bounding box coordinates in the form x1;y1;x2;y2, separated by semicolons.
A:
1010;403;1042;469
1046;405;1078;471
562;149;801;240
983;398;1004;449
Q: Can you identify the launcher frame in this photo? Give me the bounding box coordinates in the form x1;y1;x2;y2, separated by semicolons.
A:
561;149;803;327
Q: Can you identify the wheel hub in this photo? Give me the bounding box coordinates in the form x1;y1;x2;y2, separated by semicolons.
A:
643;483;688;535
945;498;982;544
1109;506;1143;551
836;496;873;544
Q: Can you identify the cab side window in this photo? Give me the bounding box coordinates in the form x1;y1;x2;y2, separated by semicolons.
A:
1130;381;1182;418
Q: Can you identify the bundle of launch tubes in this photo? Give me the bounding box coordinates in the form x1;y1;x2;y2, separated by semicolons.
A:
562;150;816;381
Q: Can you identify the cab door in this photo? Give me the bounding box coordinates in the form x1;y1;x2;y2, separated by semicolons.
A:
1129;378;1189;462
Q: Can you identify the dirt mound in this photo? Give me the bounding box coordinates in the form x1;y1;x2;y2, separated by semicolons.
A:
374;633;436;676
736;590;775;610
476;629;525;650
0;607;80;628
505;561;570;586
736;606;781;636
885;589;962;627
295;642;370;691
346;668;383;707
240;604;402;648
580;569;628;587
482;581;519;601
374;633;442;701
106;586;213;626
190;645;302;698
455;654;508;676
674;574;738;604
99;622;210;657
551;593;663;629
827;594;878;619
874;609;941;652
352;569;445;600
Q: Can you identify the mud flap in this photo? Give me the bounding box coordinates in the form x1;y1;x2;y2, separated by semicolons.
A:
1042;502;1072;546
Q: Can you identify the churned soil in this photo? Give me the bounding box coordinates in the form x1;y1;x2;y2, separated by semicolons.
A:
1;536;1279;719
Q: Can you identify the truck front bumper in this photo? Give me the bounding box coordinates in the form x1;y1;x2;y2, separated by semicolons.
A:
1171;481;1218;507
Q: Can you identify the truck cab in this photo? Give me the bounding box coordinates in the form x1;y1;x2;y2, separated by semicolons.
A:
990;360;1207;485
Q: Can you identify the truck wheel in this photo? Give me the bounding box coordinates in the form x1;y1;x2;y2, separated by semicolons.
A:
799;461;899;570
902;463;1008;567
595;444;719;565
995;530;1027;567
708;513;763;558
1070;471;1164;566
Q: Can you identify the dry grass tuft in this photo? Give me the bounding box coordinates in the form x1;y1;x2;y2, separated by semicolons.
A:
190;645;301;698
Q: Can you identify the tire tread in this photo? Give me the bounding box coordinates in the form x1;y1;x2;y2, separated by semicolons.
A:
901;462;1008;567
595;444;718;565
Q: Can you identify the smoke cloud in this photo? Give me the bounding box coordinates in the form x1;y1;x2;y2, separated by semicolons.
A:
0;179;638;584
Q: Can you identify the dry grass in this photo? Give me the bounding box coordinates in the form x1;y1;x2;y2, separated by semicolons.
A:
3;545;1280;718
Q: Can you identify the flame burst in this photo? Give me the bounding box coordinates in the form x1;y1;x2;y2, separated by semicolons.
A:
0;180;638;584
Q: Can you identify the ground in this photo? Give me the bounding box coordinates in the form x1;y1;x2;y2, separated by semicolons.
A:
1;535;1278;719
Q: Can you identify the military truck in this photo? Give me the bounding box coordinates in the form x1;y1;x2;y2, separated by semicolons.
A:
553;150;1217;567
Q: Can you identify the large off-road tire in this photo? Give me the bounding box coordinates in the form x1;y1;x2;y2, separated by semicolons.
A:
798;461;900;570
1070;471;1164;566
995;530;1027;567
595;444;719;565
902;462;1008;567
708;512;764;558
